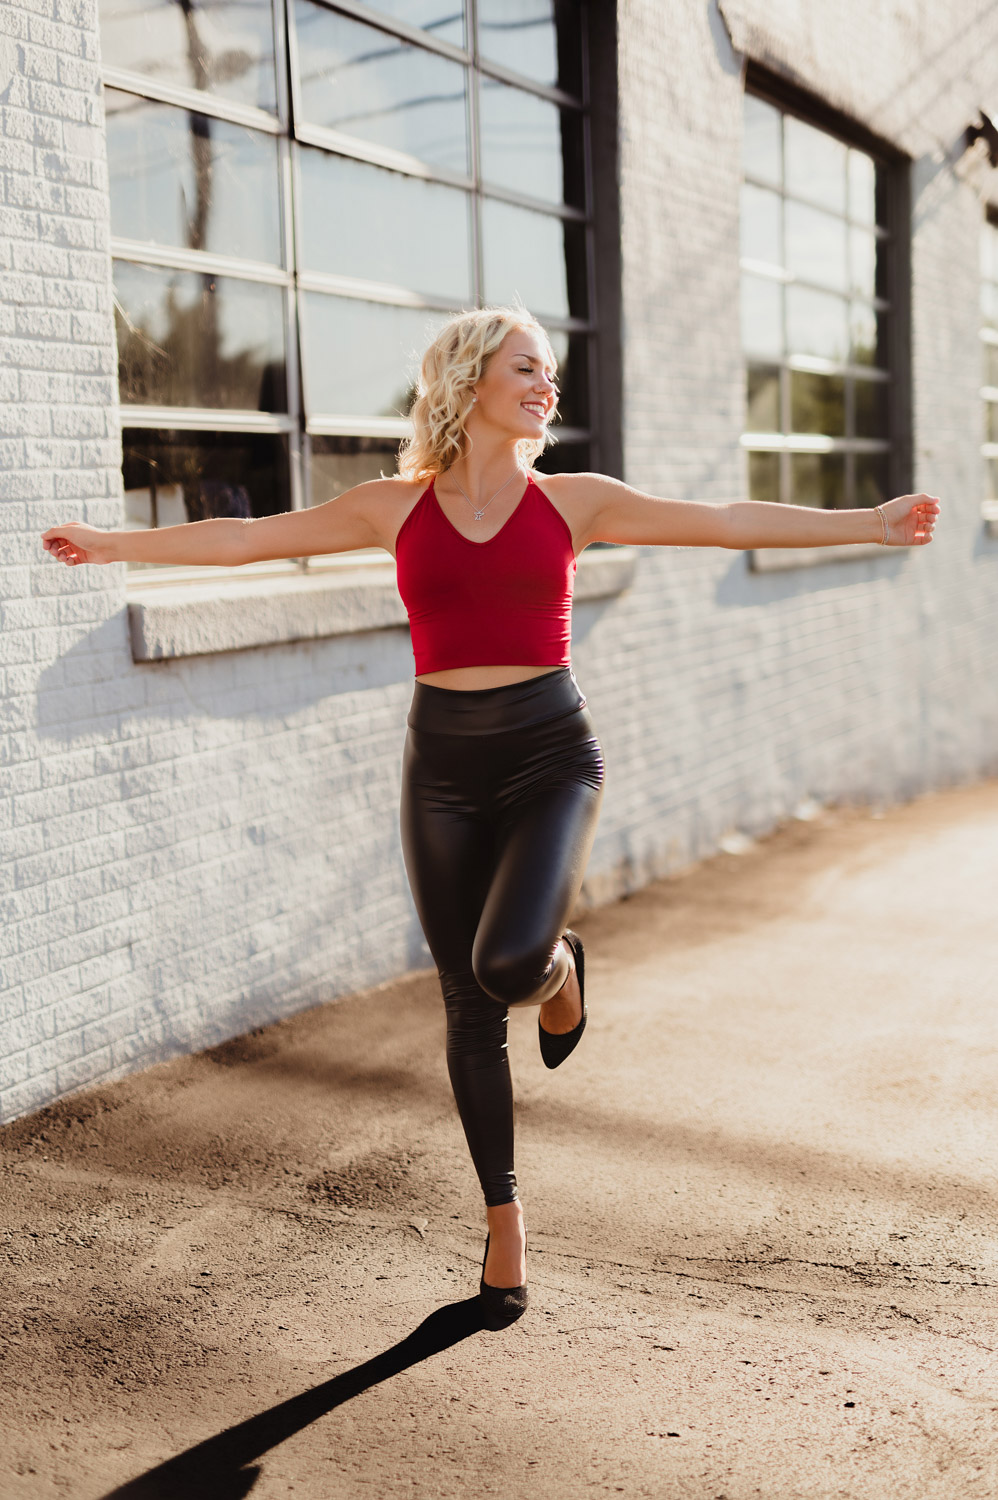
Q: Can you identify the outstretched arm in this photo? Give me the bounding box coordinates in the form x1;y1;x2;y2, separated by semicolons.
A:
564;473;939;551
41;478;401;568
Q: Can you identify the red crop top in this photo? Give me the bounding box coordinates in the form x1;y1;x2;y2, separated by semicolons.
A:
394;474;577;676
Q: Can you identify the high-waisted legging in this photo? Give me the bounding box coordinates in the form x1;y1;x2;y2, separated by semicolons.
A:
400;667;605;1206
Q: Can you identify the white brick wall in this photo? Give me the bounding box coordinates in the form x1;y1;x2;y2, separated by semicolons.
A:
2;0;998;1121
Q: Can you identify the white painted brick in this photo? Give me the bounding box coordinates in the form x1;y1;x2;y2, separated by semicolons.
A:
2;0;997;1125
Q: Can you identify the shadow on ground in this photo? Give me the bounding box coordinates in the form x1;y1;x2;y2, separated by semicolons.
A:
100;1298;487;1500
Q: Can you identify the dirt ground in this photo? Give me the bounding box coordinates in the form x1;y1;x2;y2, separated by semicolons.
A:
2;781;997;1500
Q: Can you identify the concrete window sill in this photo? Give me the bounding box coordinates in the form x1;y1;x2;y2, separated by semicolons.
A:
749;541;887;572
127;546;638;661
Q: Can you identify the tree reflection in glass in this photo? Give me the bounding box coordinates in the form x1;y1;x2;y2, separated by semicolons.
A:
790;370;845;435
746;364;780;431
791;452;845;509
106;91;282;265
98;0;279;112
114;263;287;410
122;429;290;543
748;450;780;504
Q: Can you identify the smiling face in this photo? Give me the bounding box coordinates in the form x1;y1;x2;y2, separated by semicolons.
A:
471;326;558;442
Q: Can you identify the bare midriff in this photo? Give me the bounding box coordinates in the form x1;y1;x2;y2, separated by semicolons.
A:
415;665;559;690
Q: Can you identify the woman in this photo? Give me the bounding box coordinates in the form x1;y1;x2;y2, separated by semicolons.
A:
42;306;940;1330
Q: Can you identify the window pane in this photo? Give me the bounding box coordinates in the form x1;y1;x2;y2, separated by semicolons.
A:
477;0;578;92
988;457;998;499
98;0;278;113
791;451;846;508
122;428;290;564
741;184;782;266
784;116;847;215
743;95;781;186
308;435;399;505
748;449;780;503
849;226;879;300
785;200;848;291
741;273;783;358
790;370;845;435
984;342;998;389
301;294;448;417
535;440;591;475
362;1;464;48
855;452;889;509
106;92;282;265
481;199;586;319
850;301;886;367
987;401;998;445
980;221;997;283
982;281;998;332
298;149;471;301
546;329;588;430
293;3;468;175
114;262;287;410
848;150;877;225
785;285;848;361
478;76;583;208
746;364;780;431
854;377;887;439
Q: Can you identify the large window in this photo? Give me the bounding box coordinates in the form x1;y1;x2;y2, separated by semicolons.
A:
983;214;998;509
740;91;894;517
99;0;596;573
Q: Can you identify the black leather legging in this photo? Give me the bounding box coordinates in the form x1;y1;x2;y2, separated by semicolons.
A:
400;667;605;1206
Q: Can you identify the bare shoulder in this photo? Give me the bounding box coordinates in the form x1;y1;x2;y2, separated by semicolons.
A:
331;475;428;552
529;470;622;551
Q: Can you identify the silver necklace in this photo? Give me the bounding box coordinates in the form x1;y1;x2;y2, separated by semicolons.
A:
450;466;524;522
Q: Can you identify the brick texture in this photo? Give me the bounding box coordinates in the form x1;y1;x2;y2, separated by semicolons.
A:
2;0;998;1120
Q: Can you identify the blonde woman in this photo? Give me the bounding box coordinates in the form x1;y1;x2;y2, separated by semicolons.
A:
42;306;939;1329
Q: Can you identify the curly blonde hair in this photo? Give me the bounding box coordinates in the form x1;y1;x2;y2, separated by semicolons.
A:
397;305;557;481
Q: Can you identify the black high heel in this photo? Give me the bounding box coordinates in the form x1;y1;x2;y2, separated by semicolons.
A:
479;1232;528;1331
538;928;586;1070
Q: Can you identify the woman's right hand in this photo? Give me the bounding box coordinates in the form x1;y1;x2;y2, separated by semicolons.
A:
41;523;117;566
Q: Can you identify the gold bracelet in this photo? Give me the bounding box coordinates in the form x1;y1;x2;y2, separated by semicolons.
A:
874;504;890;545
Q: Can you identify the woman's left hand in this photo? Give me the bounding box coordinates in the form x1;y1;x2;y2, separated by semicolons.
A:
882;493;940;546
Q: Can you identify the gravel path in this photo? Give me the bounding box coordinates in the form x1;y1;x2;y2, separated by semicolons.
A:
3;782;997;1500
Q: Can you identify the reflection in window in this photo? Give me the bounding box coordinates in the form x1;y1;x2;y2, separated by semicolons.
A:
479;78;581;207
482;198;585;319
297;150;472;300
105;91;283;265
122;428;290;567
791;451;845;509
741;92;891;513
302;294;448;418
98;0;279;113
477;0;581;93
104;0;595;566
294;1;468;174
308;435;400;507
361;1;465;49
114;262;287;410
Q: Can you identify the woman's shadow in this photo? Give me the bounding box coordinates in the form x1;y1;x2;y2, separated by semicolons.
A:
101;1296;488;1500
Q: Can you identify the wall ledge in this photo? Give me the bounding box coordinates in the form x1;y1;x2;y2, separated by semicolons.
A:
750;541;888;572
127;546;638;661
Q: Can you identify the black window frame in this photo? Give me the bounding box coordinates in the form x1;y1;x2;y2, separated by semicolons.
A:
99;0;619;578
741;63;912;527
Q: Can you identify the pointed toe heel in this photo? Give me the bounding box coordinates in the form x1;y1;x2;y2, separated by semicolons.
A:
479;1233;528;1331
538;928;587;1070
